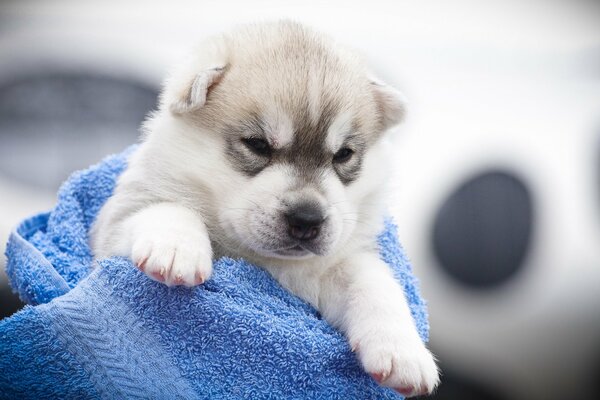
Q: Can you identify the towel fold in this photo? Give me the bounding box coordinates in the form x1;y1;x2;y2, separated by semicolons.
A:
0;147;429;399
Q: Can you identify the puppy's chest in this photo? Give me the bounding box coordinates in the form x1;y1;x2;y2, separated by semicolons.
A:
215;241;335;307
262;262;329;307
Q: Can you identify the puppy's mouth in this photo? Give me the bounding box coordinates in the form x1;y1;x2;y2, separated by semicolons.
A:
270;244;314;259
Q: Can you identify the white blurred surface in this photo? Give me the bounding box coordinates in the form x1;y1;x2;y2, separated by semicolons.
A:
1;1;599;398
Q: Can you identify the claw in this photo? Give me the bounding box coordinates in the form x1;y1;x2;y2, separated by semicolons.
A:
370;372;386;384
194;271;205;285
136;257;148;272
395;385;415;397
151;271;165;282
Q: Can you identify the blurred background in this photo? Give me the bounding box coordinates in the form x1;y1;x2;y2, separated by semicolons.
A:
1;0;599;398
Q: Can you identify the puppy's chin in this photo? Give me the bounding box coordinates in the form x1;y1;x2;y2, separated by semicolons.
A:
267;247;316;260
249;244;318;260
242;241;335;261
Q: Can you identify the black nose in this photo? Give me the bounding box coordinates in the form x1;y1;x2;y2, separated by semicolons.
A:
285;203;325;241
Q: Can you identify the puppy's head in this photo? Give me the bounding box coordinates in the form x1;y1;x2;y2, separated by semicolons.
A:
159;21;406;260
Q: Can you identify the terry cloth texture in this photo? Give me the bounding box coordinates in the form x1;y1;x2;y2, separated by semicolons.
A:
0;147;429;399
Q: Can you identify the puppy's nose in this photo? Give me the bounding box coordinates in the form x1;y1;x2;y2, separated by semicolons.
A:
285;203;325;241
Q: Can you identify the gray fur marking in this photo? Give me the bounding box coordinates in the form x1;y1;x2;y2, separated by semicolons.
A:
224;101;366;184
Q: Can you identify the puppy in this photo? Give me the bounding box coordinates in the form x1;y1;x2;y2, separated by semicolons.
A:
91;21;439;396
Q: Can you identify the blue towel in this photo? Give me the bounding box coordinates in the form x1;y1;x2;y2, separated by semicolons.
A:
0;147;430;399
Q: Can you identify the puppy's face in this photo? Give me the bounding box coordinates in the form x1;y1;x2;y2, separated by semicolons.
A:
163;22;405;260
216;108;372;259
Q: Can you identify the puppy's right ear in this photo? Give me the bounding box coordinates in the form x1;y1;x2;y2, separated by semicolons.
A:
369;76;408;131
169;65;227;115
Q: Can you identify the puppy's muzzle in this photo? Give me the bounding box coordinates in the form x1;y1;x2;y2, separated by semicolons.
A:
285;203;326;242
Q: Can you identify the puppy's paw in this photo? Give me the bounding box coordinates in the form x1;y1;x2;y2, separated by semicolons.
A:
131;228;212;287
353;328;439;397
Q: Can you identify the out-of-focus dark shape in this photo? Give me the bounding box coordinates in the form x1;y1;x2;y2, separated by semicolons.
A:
0;282;24;319
0;73;158;319
432;170;533;288
594;350;600;400
0;74;158;189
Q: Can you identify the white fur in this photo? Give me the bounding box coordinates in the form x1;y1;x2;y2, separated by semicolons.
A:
326;111;353;152
307;72;324;126
127;203;212;286
263;108;294;149
90;21;439;396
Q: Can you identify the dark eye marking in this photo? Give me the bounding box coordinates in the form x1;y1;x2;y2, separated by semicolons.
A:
242;137;271;156
332;147;354;163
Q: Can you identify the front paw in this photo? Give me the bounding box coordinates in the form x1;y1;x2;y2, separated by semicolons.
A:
131;229;213;287
353;329;440;397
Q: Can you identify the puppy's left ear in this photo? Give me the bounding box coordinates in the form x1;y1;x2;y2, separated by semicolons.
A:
370;77;408;131
169;65;227;115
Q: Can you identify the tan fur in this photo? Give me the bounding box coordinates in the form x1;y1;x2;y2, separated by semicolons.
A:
164;21;390;145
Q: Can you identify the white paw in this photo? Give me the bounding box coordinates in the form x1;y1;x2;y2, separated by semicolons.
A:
352;328;440;397
131;228;213;287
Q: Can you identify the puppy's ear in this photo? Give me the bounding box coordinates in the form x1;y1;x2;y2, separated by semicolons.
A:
370;77;408;130
169;65;227;115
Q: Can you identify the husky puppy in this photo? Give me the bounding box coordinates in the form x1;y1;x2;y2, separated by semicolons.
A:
91;21;439;396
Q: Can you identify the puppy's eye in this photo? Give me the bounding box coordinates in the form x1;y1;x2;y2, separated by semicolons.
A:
333;147;354;163
242;137;271;156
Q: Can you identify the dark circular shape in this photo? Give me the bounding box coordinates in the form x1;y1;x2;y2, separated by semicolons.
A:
0;73;158;190
432;170;533;288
